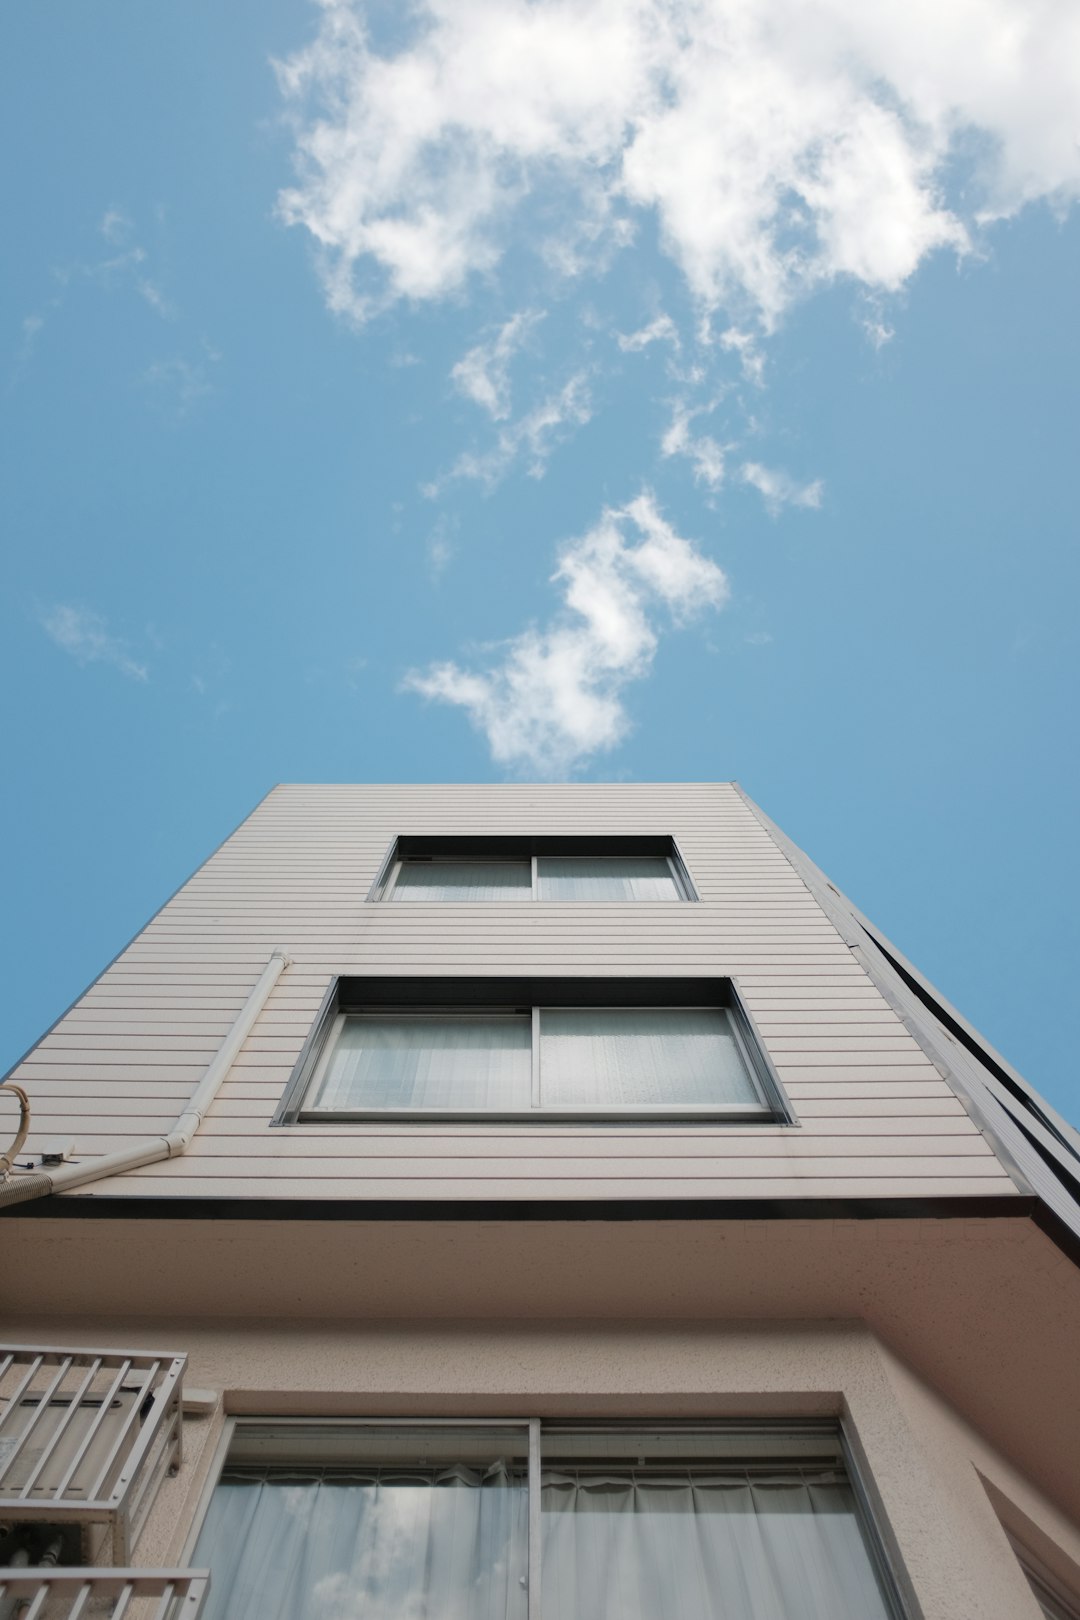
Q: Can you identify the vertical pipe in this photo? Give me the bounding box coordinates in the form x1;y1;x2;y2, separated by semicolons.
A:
528;1419;541;1620
530;1009;541;1109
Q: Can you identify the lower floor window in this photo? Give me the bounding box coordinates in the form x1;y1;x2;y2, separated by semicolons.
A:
192;1422;901;1620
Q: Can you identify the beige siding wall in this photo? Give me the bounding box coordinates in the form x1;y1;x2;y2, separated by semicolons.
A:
8;782;1016;1200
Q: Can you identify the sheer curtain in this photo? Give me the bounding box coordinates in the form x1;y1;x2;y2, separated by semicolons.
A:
393;862;532;901
194;1464;528;1620
311;1014;531;1110
539;1008;760;1107
536;857;682;901
540;1469;893;1620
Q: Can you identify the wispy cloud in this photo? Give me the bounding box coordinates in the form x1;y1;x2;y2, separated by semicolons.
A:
143;350;218;415
661;403;730;491
426;513;458;580
85;210;177;320
740;461;824;513
275;0;1079;329
719;327;765;386
404;492;728;774
451;310;544;419
428;369;592;492
40;605;149;682
100;208;134;247
137;280;176;321
9;313;46;384
617;313;680;353
861;315;896;350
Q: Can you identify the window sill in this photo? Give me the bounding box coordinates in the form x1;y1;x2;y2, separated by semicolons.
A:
297;1104;778;1123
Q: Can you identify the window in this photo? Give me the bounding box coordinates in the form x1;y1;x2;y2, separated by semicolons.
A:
274;978;788;1124
190;1421;904;1620
370;836;697;902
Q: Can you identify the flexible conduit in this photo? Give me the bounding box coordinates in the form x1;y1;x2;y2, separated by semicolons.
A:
0;950;290;1210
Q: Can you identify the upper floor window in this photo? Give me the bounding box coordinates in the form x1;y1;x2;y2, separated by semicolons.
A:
370;837;696;902
274;978;789;1125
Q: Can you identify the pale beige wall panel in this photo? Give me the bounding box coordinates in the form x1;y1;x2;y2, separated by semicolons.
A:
6;783;1016;1200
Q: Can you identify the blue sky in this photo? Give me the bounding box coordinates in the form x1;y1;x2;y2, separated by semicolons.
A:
2;0;1078;1121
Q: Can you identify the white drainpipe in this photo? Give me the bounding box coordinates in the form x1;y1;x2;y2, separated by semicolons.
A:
0;950;290;1209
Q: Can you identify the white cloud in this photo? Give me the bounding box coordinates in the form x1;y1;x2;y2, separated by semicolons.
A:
719;327;765;385
861;315;896;349
137;280;177;321
426;513;457;578
430;369;592;491
661;403;729;490
740;460;824;512
275;0;1080;327
40;605;149;682
404;491;728;773
143;353;217;414
617;312;680;352
451;309;544;419
99;209;134;246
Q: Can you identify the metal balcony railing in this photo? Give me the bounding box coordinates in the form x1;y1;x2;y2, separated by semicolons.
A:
0;1347;186;1563
0;1567;209;1619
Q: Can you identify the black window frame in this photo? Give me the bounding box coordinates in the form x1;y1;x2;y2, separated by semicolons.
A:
367;835;699;903
272;976;793;1126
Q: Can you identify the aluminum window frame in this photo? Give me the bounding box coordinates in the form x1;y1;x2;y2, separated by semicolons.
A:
272;977;792;1126
367;836;699;903
1008;1538;1080;1620
181;1417;908;1620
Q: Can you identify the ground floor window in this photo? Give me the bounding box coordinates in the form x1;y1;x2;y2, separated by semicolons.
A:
191;1421;903;1620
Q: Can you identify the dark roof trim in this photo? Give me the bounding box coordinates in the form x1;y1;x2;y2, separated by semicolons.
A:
2;1194;1035;1223
734;785;1080;1257
394;835;678;859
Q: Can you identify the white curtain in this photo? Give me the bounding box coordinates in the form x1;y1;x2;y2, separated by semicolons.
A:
393;862;532;901
312;1015;531;1110
540;1470;893;1620
194;1465;528;1620
539;1009;759;1107
536;857;681;902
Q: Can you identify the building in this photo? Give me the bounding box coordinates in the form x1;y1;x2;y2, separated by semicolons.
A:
1;781;1079;1620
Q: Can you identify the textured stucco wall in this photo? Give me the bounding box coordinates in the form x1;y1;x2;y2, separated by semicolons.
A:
4;1313;1076;1620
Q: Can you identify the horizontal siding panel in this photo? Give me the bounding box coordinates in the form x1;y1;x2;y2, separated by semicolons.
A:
20;1116;986;1150
92;1154;998;1180
8;782;1013;1206
74;1175;1017;1200
171;1136;998;1162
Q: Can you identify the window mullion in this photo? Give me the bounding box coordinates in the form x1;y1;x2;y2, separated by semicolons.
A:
528;1418;542;1620
531;1007;541;1108
531;855;539;899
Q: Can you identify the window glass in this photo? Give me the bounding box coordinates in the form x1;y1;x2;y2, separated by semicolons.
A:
310;1014;531;1111
537;856;682;902
393;860;532;901
193;1424;897;1620
540;1428;894;1620
539;1008;759;1108
193;1426;528;1620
